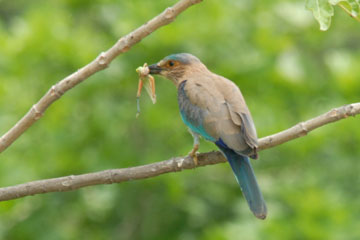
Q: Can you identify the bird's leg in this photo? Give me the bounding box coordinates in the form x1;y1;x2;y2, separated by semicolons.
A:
188;130;200;166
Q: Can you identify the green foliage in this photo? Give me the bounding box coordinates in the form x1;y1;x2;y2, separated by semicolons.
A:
306;0;360;30
0;0;360;239
306;0;335;31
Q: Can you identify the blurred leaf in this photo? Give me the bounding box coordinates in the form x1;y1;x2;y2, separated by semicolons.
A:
307;0;360;30
306;0;334;31
348;0;360;16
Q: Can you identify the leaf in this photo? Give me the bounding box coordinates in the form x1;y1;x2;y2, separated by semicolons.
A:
306;0;360;31
329;0;341;4
347;0;360;16
306;0;335;31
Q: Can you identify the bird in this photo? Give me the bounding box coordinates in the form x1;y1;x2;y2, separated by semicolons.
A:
148;53;267;219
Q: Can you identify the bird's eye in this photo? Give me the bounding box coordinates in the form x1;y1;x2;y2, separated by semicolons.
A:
168;61;175;67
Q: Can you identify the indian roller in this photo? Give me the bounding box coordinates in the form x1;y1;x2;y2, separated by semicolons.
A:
149;53;267;219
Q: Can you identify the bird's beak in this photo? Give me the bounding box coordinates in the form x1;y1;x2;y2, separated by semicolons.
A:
149;64;163;74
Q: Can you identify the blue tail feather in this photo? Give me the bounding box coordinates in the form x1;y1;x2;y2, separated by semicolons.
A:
216;144;267;219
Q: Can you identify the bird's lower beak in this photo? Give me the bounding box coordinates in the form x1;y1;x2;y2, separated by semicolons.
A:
149;64;162;74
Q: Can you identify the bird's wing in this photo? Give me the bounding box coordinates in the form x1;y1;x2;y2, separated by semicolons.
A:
214;75;258;150
183;75;258;155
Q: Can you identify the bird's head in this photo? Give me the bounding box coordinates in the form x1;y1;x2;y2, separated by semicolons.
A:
149;53;206;86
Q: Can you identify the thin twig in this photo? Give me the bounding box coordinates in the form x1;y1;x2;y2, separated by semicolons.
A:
0;0;203;154
338;2;360;22
0;103;359;202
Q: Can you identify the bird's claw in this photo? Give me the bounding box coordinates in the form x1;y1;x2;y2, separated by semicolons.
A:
188;144;199;166
189;152;198;166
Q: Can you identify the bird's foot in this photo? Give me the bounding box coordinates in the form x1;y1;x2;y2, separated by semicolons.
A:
188;144;199;166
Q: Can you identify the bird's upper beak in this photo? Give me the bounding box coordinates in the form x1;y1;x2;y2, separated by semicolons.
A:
149;64;163;74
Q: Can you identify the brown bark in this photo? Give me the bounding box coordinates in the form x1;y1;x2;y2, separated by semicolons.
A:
0;103;358;202
0;0;203;153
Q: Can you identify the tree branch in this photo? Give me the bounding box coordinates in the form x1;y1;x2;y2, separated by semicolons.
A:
0;0;203;154
0;103;359;202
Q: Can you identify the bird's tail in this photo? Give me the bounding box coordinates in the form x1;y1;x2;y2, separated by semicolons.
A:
218;146;267;219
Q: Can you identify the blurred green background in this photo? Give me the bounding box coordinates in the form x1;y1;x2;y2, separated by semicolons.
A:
0;0;359;239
